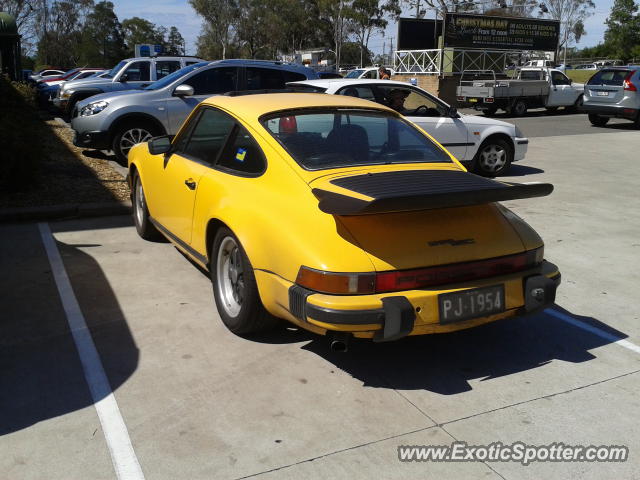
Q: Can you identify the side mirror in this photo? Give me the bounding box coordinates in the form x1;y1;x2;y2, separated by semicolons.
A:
148;136;172;155
119;74;128;83
173;84;194;97
449;106;458;118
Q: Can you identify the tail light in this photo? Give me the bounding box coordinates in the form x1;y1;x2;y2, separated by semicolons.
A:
624;71;637;91
296;247;544;295
457;96;465;102
279;116;298;134
485;97;494;103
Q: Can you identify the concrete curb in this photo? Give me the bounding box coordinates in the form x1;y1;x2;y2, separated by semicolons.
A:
0;201;132;223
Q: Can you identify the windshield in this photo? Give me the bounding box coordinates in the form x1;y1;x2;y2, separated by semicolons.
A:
262;109;451;171
61;68;80;79
345;69;364;78
144;62;209;90
103;60;127;79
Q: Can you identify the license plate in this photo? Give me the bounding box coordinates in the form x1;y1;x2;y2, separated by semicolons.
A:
597;91;609;96
438;285;505;324
468;98;478;103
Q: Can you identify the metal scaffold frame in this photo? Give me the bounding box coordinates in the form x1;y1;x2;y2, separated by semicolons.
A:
394;48;527;75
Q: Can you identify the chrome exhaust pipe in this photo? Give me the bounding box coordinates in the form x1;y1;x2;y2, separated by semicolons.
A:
329;332;351;352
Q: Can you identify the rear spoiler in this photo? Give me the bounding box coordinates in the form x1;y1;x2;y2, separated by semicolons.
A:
312;170;553;216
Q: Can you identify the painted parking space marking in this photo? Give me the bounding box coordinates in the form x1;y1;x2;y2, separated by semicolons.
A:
547;308;640;355
38;223;145;480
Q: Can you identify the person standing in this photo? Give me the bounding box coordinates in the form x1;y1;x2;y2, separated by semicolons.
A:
378;66;390;80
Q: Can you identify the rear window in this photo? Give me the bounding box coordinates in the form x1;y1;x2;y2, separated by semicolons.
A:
261;109;451;171
588;69;631;86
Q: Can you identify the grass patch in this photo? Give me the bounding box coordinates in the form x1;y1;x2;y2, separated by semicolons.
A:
566;70;596;84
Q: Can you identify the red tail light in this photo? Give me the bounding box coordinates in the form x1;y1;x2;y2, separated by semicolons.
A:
624;71;637;91
279;116;298;134
296;248;544;295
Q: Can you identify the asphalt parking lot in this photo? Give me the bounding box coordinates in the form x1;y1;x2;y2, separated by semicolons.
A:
2;112;640;480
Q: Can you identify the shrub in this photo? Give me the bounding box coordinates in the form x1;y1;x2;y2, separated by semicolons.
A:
0;76;43;192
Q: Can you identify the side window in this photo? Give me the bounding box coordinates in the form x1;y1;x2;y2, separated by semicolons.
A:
283;70;308;83
181;67;238;95
185;61;200;66
363;70;377;79
155;61;181;79
378;86;446;117
337;86;376;101
122;61;150;81
179;108;236;164
216;126;266;175
246;67;285;90
552;71;570;85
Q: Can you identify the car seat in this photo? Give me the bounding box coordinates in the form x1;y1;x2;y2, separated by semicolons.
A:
326;124;369;163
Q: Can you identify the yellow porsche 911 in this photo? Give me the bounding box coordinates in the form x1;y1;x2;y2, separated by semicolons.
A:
127;92;560;347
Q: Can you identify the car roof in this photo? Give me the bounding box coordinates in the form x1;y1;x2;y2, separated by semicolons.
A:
290;78;410;88
201;92;395;119
121;55;203;62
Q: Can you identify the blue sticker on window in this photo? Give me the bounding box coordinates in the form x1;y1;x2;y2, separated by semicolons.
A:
235;148;246;162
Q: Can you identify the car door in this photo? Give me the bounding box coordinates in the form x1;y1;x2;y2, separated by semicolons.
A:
115;60;152;90
145;107;236;243
166;66;239;134
372;84;470;160
547;71;575;106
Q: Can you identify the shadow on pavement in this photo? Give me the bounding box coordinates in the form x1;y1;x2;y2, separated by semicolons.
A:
299;304;625;395
0;223;138;435
504;164;544;176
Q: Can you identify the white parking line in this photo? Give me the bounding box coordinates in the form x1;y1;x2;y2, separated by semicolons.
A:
38;223;145;480
546;308;640;355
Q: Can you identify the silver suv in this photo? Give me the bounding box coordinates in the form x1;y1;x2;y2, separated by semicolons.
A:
71;59;319;162
583;66;640;127
55;55;204;118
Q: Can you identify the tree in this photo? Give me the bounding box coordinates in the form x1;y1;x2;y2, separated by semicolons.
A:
604;0;640;62
190;0;238;59
235;0;273;58
122;17;165;55
166;26;185;55
317;0;352;70
77;1;126;67
35;0;93;67
542;0;595;60
349;0;400;67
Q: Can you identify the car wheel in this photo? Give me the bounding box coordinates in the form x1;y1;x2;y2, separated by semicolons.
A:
211;227;279;335
112;122;158;164
565;95;583;113
588;113;609;127
472;138;513;177
483;107;498;116
132;173;162;241
509;100;527;117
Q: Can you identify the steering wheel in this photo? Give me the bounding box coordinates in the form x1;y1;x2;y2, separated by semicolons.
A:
414;105;431;115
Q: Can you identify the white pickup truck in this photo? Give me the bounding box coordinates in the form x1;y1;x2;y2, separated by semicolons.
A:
456;68;584;116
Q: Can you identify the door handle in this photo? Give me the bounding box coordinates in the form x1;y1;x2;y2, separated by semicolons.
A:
184;179;196;190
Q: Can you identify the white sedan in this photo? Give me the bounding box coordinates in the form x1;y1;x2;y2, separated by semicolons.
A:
288;79;529;176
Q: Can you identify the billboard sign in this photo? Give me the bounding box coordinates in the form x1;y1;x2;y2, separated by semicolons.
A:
443;13;559;51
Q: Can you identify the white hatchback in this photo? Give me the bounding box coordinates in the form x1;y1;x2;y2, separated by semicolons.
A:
289;79;528;176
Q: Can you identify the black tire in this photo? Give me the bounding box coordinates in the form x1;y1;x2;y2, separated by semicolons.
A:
565;95;583;114
510;100;527;117
472;137;513;177
483;107;498;116
112;121;160;164
132;172;162;241
211;227;279;335
589;113;609;127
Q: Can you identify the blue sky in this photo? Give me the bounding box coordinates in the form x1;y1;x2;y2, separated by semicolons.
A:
111;0;612;57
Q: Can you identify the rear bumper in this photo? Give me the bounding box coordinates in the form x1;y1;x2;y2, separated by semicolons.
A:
284;261;560;342
582;103;639;120
72;129;111;150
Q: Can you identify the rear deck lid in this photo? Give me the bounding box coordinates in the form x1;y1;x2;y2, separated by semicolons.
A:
586;69;631;103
